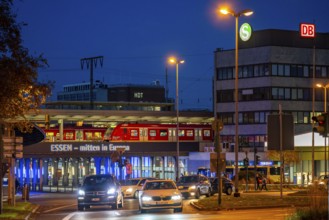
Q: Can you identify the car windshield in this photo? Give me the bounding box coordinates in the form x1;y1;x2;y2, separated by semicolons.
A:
83;175;114;186
178;176;198;183
144;181;176;190
120;179;140;186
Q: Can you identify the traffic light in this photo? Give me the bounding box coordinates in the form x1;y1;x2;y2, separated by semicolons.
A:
312;113;328;137
255;155;260;166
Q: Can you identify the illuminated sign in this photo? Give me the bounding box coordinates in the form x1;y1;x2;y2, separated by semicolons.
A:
300;23;315;38
50;143;130;152
239;23;252;41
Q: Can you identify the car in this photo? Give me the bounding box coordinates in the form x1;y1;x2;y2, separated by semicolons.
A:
209;176;234;195
120;177;158;198
176;174;212;199
138;179;183;213
77;174;124;211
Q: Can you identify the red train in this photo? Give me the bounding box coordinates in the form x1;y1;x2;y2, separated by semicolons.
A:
44;123;213;142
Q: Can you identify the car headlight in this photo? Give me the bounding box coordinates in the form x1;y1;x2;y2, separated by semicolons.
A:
107;188;116;195
189;185;196;190
172;195;182;200
78;189;85;196
126;188;133;193
142;196;152;202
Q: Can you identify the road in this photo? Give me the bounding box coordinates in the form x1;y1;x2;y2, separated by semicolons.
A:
29;192;296;220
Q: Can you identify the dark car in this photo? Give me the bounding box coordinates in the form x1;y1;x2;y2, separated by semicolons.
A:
176;175;212;199
210;177;234;195
77;174;124;211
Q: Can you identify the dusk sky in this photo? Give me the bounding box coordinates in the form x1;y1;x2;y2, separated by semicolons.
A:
14;0;329;110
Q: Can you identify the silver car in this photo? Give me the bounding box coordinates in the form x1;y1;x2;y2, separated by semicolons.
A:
139;179;183;213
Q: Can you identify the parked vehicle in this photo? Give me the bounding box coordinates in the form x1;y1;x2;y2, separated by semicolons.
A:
139;179;183;213
120;177;157;198
77;174;124;211
209;176;234;195
176;174;212;199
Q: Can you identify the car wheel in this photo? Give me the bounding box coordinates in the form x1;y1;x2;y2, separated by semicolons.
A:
118;194;124;208
111;197;119;210
195;189;200;199
174;207;183;213
226;187;233;195
78;205;84;211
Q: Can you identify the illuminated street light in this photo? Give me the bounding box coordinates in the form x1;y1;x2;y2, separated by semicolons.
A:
168;56;185;181
316;83;329;175
220;7;253;197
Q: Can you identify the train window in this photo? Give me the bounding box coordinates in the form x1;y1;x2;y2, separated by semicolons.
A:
131;129;138;137
203;130;211;137
179;130;184;137
186;130;193;137
65;132;74;140
85;132;93;140
160;130;168;137
46;132;55;138
76;130;83;140
149;130;156;137
94;132;103;140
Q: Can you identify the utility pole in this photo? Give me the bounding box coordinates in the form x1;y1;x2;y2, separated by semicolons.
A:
80;56;104;110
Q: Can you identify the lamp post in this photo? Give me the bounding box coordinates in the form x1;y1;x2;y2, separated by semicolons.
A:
316;83;329;175
169;57;185;181
220;8;253;197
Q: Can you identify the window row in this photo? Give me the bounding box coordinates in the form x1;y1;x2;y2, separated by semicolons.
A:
219;111;320;125
217;63;329;80
218;87;325;102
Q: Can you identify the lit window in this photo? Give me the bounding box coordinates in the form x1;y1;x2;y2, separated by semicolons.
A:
85;132;93;140
186;130;193;137
134;92;143;99
160;130;168;137
131;129;138;137
203;130;211;137
65;132;74;140
149;130;156;137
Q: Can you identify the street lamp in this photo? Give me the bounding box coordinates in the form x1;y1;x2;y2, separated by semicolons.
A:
168;56;185;181
316;83;329;175
220;8;253;197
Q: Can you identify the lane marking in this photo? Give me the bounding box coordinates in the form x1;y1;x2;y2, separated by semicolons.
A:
43;204;76;213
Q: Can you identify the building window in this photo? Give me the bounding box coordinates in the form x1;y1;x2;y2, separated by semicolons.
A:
134;92;143;99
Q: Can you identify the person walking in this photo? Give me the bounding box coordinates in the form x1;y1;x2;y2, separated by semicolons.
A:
261;176;268;191
256;174;261;190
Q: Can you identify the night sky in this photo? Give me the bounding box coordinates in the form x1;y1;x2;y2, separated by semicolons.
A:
14;0;329;110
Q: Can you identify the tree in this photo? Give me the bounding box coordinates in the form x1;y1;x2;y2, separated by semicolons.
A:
0;0;53;211
0;0;52;129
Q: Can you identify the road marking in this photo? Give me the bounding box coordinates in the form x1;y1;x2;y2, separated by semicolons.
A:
43;204;76;213
62;211;77;220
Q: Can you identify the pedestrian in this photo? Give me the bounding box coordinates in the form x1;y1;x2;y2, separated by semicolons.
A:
261;176;268;191
256;174;261;190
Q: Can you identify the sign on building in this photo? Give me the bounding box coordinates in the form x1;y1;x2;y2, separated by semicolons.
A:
300;23;315;38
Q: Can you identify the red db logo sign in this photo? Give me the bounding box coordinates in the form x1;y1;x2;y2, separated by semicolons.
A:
300;23;315;38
